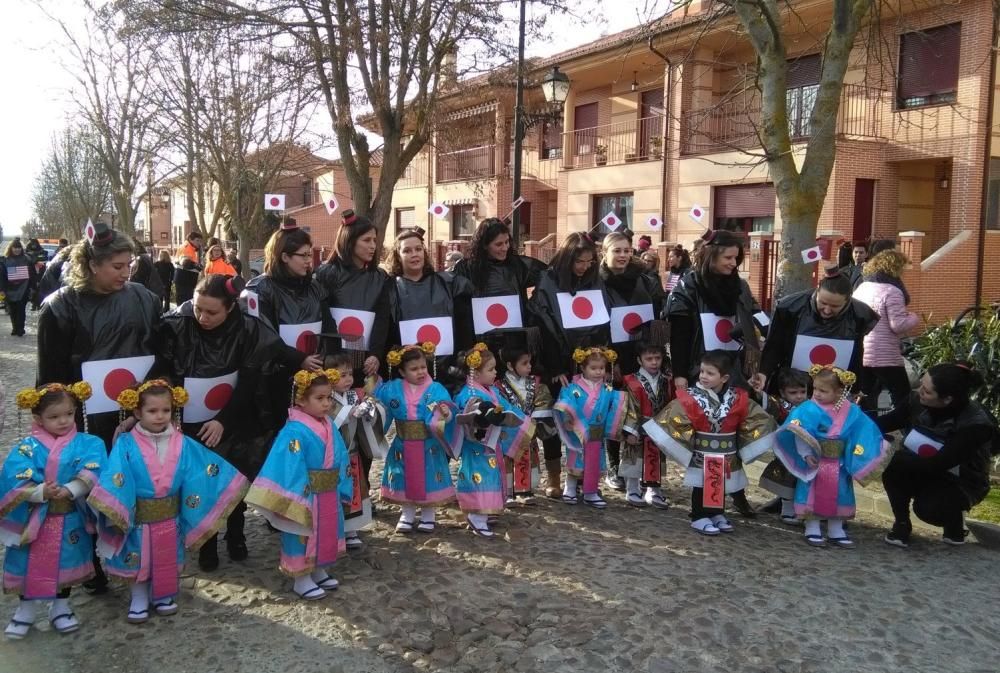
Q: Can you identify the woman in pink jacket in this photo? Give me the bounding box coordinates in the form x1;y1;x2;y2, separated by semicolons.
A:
853;249;921;411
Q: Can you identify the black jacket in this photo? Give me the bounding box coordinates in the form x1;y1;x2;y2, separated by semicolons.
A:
600;262;666;376
388;271;475;372
0;253;37;303
315;259;391;362
453;254;547;338
529;268;610;379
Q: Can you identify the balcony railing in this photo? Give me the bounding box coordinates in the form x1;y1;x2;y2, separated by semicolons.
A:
397;159;430;188
680;84;883;155
563;115;665;169
436;145;497;183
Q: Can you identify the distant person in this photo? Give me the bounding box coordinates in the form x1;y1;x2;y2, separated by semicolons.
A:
24;239;46;311
56;238;69;251
226;249;243;276
128;239;164;299
173;231;204;305
840;241;868;289
0;239;37;336
153;249;174;312
444;250;464;272
663;244;691;294
38;245;73;303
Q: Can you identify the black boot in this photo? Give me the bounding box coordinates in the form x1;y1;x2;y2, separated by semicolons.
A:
199;534;220;571
83;543;109;594
731;490;757;518
224;504;248;561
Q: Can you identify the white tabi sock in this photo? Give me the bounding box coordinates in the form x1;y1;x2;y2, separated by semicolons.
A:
293;575;321;596
827;518;846;539
563;475;579;498
625;477;641;496
781;499;796;518
130;583;150;614
310;569;330;583
400;505;417;524
50;598;71;617
419;507;436;524
12;600;37;625
467;513;489;531
804;519;822;538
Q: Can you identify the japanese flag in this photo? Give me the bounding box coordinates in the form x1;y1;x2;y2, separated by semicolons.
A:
699;313;740;351
183;372;239;424
83;218;96;243
428;202;450;219
689;205;706;223
610;304;654;343
400;316;454;356
801;245;823;264
556;290;610;329
264;194;285;211
903;429;958;475
471;295;523;335
329;307;375;351
791;335;853;371
753;310;771;327
324;196;339;216
646;215;663;229
601;211;623;231
80;355;156;414
279;321;322;354
243;290;260;317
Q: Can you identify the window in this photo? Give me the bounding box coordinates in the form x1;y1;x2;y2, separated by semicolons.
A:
540;119;563;159
574;102;599;156
395;207;415;234
987;160;1000;231
452;204;477;239
898;23;961;109
592;193;633;240
786;54;821;138
301;181;312;206
713;183;775;237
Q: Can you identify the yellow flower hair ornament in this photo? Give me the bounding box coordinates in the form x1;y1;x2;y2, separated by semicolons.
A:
807;364;856;388
117;389;140;411
293;368;341;401
16;381;93;410
15;388;42;410
118;380;190;411
421;341;437;356
387;343;435;369
572;347;618;365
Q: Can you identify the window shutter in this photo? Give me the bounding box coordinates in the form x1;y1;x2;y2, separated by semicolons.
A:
714;183;775;218
899;23;961;100
787;54;822;89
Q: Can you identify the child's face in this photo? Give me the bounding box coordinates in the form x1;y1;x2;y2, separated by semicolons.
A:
780;385;808;406
581;356;606;382
638;351;662;374
333;365;353;393
698;364;729;392
400;357;429;385
135;393;173;433
474;356;497;387
298;384;333;418
34;397;76;437
812;379;842;405
509;354;532;379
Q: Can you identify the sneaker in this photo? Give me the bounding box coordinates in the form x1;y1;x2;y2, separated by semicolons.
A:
604;472;626;492
884;522;912;548
730;491;756;518
198;540;220;572
516;494;537;506
942;528;969;546
225;535;249;561
345;533;363;550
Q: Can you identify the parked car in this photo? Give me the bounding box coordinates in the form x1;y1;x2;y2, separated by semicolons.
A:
249;256;264;276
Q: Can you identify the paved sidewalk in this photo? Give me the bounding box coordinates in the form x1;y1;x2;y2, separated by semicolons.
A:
1;311;998;673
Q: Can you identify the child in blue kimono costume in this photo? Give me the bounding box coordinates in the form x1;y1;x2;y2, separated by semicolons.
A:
88;381;248;623
773;366;889;548
453;344;534;538
377;344;459;534
553;347;631;509
246;369;353;601
2;383;105;639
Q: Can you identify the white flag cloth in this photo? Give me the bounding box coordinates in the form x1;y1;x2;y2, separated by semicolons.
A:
801;246;823;263
903;429;958;475
791;335;853;371
183;372;239;424
324;196;339;215
428;202;450;218
83;219;96;243
80;355;156;414
689;205;706;223
609;304;654;343
264;194;286;211
243;290;260;317
601;212;623;230
557;290;610;329
471;295;523;334
329;307;376;351
646;215;663;229
699;313;740;351
400;316;455;356
279;321;322;353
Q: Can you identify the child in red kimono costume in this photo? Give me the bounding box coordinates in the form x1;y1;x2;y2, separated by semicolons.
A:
621;340;674;509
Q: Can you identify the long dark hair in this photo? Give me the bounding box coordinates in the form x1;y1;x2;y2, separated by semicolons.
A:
327;210;381;267
263;227;312;280
195;273;245;309
668;244;691;272
549;232;598;291
927;362;984;410
466;218;512;290
694;230;745;277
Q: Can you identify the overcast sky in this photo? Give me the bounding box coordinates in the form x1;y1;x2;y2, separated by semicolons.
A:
0;0;665;237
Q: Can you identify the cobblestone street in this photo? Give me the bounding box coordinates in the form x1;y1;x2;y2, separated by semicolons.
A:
1;312;999;673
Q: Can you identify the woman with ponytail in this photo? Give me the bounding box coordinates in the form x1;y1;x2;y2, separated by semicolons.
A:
152;273;294;570
879;363;999;547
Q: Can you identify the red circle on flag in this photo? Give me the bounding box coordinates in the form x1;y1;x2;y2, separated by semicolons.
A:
269;197;280;207
622;312;643;333
416;324;442;345
205;383;234;411
104;369;137;400
693;208;702;217
572;297;594;319
434;206;443;215
339;316;365;340
809;345;837;366
248;297;257;311
486;303;508;327
917;444;937;457
807;249;818;260
296;330;317;353
328;199;336;209
715;319;734;343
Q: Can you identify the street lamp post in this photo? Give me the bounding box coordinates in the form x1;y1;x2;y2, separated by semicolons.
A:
510;0;570;250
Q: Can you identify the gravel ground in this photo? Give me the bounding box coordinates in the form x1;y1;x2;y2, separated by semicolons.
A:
1;310;999;673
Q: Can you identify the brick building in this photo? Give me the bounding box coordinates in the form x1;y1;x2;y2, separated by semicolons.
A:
367;0;1000;320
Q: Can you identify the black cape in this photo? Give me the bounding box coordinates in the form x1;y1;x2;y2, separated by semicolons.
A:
315;259;391;361
453;254;546;338
600;262;666;376
0;254;37;303
529;268;610;379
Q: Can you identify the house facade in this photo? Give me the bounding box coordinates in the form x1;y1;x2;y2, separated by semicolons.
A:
375;0;1000;319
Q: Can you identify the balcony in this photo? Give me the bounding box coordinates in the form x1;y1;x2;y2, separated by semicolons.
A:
436;145;497;183
680;84;883;155
564;115;665;169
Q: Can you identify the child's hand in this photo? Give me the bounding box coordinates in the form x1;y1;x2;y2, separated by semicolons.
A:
42;482;61;500
674;377;688;390
805;455;819;469
437;404;452;421
625;434;640;446
751;373;767;392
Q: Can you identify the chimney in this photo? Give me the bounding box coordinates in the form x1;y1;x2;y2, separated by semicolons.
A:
442;49;457;87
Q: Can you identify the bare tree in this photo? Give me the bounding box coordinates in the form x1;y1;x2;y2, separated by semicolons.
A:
31;126;113;241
